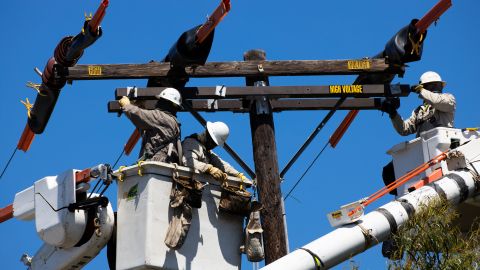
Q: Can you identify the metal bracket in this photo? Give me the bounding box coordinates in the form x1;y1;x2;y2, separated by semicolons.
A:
389;84;402;96
253;81;270;114
126;86;138;99
255;96;270;114
215;85;227;97
207;99;218;110
207;85;227;110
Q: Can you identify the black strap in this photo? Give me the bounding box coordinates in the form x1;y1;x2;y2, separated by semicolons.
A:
145;130;180;159
299;247;324;269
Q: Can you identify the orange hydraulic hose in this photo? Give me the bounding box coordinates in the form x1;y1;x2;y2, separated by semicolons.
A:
348;151;448;217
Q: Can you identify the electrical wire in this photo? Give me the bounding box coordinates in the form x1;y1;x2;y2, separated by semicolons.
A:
0;147;18;180
112;149;125;169
87;179;103;199
284;141;329;201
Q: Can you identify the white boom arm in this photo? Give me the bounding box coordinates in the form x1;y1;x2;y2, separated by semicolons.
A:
262;134;480;270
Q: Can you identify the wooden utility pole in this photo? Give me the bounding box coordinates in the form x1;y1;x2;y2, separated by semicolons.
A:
245;49;288;264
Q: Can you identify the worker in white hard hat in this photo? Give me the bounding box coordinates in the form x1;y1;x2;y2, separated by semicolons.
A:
118;87;182;162
380;71;456;137
182;121;248;183
379;71;456;259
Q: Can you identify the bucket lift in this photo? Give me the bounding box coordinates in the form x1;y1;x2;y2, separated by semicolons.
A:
261;127;480;270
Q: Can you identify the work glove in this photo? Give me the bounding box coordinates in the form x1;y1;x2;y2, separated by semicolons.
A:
380;97;400;118
206;165;227;182
410;84;423;93
119;96;131;108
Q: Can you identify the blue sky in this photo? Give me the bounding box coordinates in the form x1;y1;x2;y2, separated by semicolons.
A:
1;0;479;269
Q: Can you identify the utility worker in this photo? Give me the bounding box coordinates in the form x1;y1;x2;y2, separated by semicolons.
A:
379;71;456;259
380;71;456;137
182;121;248;183
118;87;182;163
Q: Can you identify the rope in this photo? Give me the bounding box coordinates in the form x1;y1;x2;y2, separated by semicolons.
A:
284;141;329;201
0;147;18;180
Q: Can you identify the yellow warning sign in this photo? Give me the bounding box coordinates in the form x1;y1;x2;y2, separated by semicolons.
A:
331;211;342;220
88;65;102;76
329;85;363;94
347;60;371;70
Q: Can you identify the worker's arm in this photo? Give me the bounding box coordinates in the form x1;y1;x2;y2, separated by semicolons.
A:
182;139;213;173
418;89;456;112
390;110;417;136
208;151;240;176
122;104;176;130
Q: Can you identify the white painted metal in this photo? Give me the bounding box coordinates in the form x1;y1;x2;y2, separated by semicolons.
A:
13;186;35;221
115;161;250;270
34;170;87;248
29;196;115;270
261;137;480;270
388;128;477;196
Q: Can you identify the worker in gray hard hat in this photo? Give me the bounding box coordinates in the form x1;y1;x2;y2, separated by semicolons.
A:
380;71;456;137
118;87;182;163
182;121;248;183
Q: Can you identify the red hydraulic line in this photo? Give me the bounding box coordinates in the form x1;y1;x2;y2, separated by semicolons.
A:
348;151;448;217
415;0;452;34
124;129;141;156
89;0;109;34
196;0;231;44
329;110;359;148
0;204;13;223
75;168;92;184
17;124;35;152
408;167;443;191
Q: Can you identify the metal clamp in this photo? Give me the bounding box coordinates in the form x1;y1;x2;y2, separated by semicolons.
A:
207;85;227;110
126;86;138;99
215;85;227;97
389;84;402;96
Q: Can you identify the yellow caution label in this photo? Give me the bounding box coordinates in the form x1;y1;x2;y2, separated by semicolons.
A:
88;65;102;76
329;85;363;94
347;60;371;70
331;211;343;220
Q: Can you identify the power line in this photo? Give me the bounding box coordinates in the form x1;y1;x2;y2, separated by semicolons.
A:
284;141;329;201
112;149;125;169
0;147;18;180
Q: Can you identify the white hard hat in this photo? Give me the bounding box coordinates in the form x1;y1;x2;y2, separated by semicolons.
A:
419;71;446;86
156;87;182;106
206;121;229;146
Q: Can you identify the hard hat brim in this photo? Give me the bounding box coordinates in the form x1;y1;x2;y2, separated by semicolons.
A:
206;121;221;146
